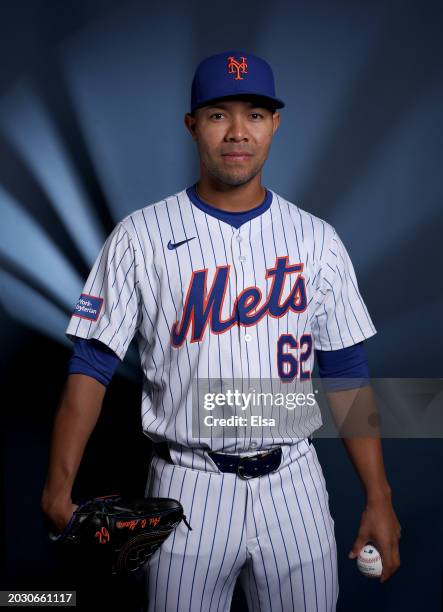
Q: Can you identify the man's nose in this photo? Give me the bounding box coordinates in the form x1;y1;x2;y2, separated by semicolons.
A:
225;118;249;141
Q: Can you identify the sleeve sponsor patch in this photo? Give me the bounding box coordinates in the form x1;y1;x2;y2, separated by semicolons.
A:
72;293;104;321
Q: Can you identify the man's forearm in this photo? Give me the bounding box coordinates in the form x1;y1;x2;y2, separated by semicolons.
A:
340;436;391;501
326;385;391;500
41;374;106;507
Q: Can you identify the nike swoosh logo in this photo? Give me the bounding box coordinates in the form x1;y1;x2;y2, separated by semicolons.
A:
167;237;196;250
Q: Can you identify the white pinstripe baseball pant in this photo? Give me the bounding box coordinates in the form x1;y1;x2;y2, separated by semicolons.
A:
141;440;338;612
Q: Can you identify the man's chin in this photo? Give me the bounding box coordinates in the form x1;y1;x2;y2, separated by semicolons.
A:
222;177;252;187
212;169;261;188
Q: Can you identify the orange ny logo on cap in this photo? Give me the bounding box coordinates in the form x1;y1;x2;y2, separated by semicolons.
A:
227;56;248;80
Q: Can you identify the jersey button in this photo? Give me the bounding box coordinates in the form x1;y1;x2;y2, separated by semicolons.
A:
236;235;242;242
239;255;247;262
249;441;257;449
244;333;252;342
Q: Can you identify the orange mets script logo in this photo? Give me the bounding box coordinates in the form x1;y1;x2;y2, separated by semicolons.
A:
227;56;248;80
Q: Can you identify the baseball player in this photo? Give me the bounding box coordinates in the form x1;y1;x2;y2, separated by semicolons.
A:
41;51;401;611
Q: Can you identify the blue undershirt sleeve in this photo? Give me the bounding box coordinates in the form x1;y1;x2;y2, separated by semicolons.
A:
315;341;370;391
67;338;121;387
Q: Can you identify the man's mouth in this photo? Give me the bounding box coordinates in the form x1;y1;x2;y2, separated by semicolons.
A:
221;152;252;161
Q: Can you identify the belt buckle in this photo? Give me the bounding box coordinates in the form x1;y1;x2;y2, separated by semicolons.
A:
237;448;281;480
237;455;259;479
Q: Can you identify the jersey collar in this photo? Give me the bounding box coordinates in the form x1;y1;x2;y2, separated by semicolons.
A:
186;184;273;229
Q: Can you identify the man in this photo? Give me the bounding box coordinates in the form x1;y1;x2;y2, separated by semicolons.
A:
42;50;401;611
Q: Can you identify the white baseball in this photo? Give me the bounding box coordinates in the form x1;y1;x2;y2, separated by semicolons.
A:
357;543;383;578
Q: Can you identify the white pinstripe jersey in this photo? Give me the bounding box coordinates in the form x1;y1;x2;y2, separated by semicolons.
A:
66;187;376;452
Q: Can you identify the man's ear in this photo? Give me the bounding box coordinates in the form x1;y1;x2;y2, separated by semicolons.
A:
272;111;281;134
184;113;198;140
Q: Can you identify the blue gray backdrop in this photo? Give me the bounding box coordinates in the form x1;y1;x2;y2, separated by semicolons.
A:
0;0;442;610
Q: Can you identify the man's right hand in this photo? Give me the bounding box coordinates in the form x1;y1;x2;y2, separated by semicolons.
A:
41;496;79;535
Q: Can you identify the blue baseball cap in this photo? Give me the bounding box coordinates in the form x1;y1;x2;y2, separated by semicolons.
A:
190;50;285;113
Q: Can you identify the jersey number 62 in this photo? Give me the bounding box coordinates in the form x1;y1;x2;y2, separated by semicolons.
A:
277;334;312;382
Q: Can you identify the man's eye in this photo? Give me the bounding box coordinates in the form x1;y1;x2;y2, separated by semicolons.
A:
210;113;224;120
250;113;264;119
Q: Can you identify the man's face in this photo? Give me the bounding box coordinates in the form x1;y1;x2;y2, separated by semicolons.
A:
185;99;280;187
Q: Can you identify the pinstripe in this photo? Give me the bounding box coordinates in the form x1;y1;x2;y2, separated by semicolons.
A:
284;200;306;439
186;198;211;463
310;452;339;609
119;287;142;352
152;454;167;496
340;247;378;326
129;219;169;435
217;219;235;451
166;197;194;447
347;271;376;331
230;222;245;453
177;196;206;468
143;210;181;441
247;220;265;449
142;210;176;333
216;218;235;387
215;514;246;612
154;203;186;444
206;475;237;611
213;477;247;612
165;469;187;611
269;204;285;444
328;266;354;346
297;455;329;610
290;213;313;436
204;213;226;451
175;469;200;611
111;244;131;287
321;303;333;350
287;459;319;610
98;231;129;296
249;483;273;610
335;263;363;340
259;214;275;447
276;468;307;612
189;474;213;610
82;225;127;337
286;203;302;335
265;473;295;609
247;560;262;612
238;541;263;612
188;204;212;451
297;207;305;241
323;277;345;348
256;485;285;611
108;282;138;346
95;254;136;341
311;216;316;263
238;235;250;452
154;462;176;612
319;221;325;261
276;198;294;443
303;452;336;611
336;244;371;338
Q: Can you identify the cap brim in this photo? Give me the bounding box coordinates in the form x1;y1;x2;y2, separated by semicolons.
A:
192;93;285;113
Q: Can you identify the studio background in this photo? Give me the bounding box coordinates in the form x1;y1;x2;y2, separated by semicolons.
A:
1;1;442;610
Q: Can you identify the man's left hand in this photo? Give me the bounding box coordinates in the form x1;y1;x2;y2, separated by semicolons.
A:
348;494;401;583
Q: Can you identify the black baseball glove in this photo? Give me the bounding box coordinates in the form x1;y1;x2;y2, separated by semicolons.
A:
48;494;192;574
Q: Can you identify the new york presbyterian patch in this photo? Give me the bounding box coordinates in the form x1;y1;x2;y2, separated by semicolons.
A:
72;293;104;321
